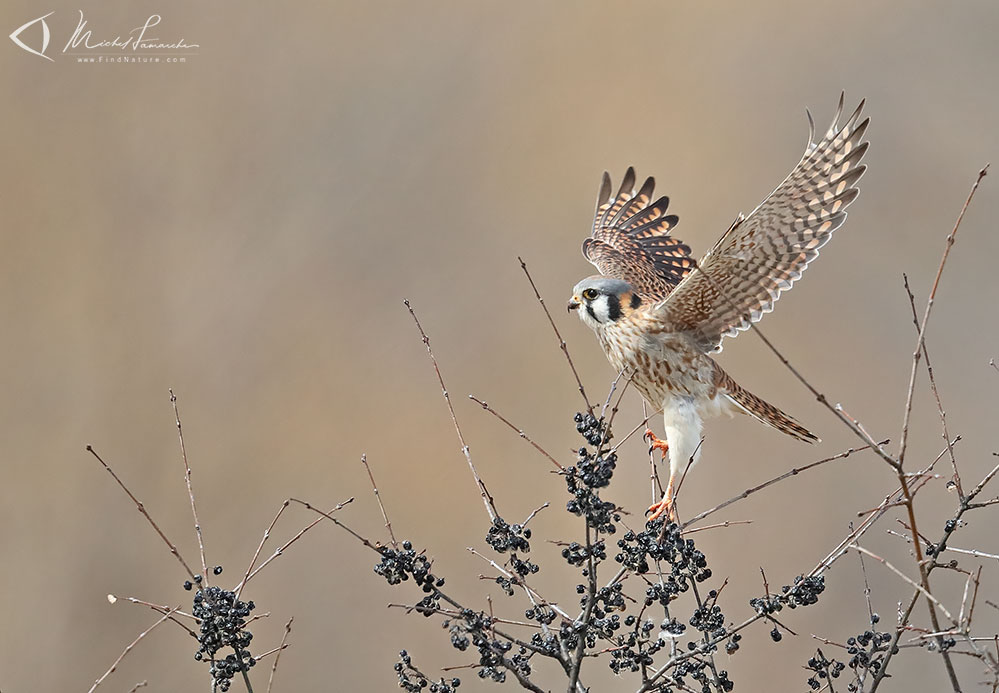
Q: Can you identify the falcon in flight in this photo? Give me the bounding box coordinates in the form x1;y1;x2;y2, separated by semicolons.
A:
568;94;869;521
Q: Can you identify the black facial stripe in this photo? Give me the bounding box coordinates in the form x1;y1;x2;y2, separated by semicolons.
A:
630;293;641;310
606;294;621;322
585;304;597;322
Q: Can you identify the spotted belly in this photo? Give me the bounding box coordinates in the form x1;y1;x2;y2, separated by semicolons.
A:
596;324;721;412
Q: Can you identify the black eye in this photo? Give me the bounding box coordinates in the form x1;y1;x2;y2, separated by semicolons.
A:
582;288;598;301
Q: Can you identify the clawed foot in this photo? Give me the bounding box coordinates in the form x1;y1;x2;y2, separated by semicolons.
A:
644;429;669;458
646;497;677;523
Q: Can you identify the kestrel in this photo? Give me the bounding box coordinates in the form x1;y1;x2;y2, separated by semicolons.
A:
568;95;869;521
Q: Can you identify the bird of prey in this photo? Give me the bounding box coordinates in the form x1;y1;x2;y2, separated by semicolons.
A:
568;95;869;521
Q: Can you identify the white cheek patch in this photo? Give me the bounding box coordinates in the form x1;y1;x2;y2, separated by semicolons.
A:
589;296;610;324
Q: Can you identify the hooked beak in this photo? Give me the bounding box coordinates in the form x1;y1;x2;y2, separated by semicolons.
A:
567;297;581;313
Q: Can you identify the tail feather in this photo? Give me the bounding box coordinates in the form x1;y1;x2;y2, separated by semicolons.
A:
719;374;819;444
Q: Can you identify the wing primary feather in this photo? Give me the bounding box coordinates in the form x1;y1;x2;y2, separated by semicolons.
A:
609;175;655;227
596;171;612;208
652;94;869;353
583;168;694;300
621;195;671;231
824;92;847;140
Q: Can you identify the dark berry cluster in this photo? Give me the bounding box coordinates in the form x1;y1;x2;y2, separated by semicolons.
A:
485;517;538;580
374;541;446;616
925;517;960;557
798;614;896;692
844;622;896;682
574;412;608;446
607;624;660;674
443;609;527;683
724;632;742;654
529;621;583;658
394;650;460;692
187;572;255;692
561;540;606;566
689;588;727;642
806;648;845;690
485;517;531;553
523;606;557;626
670;660;734;692
564;468;620;533
494;576;515;596
615;521;711;586
689;603;724;637
592;582;626;612
564;436;621;534
749;575;825;616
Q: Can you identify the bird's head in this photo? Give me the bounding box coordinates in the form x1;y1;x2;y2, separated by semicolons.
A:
568;276;642;329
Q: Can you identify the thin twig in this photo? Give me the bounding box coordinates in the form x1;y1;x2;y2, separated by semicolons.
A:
117;596;198;637
811;442;953;577
523;502;550;526
405;299;498;521
568;522;597;692
88;608;178;693
681;443;879;530
891;166;989;693
685;261;898;468
169;389;209;583
643;401;664;505
85;445;197;580
389;603;539;629
897;164;989;470
468;395;564;471
683;520;752;534
244;497;356;583
286;498;379;552
362;454;398;548
466;547;573;622
236;500;291;600
871;454;999;692
254;643;290;661
519;257;593;414
599;370;635;451
266;618;294;693
903;274;962;497
854;524;876;623
613;405;661;457
600;368;628;420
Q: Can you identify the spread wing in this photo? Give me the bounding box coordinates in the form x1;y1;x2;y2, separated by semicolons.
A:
582;167;693;302
656;94;870;352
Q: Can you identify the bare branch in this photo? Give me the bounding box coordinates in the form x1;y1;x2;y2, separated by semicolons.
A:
85;445;197;581
243;497;356;585
362;454;399;548
469;395;564;471
266;617;294;693
405;299;498;522
849;544;954;624
88;608;178;693
898;164;989;470
519;257;593;414
169;389;209;583
682;443;880;530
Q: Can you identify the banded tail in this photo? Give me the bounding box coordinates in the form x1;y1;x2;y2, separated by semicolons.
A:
717;370;819;443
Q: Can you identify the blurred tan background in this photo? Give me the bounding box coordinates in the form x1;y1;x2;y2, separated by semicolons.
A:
2;2;998;691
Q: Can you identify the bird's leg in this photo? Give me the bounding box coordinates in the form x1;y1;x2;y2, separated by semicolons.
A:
647;472;677;523
644;429;669;457
644;429;676;522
